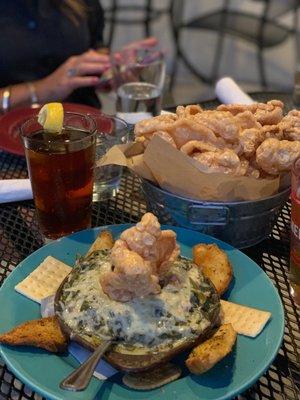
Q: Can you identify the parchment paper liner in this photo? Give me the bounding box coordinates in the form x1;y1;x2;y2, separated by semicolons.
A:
98;135;280;202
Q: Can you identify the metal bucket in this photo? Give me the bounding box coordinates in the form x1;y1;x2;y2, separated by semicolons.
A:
141;179;290;249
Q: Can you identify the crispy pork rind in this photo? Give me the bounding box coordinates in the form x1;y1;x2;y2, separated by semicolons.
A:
254;100;284;125
280;109;300;141
134;114;178;137
217;103;254;116
239;128;265;158
98;99;294;201
180;140;246;176
217;100;284;126
167;118;221;148
192;149;244;175
262;124;284;140
153;131;177;147
233;110;261;130
176;104;203;118
193;110;240;143
180;140;219;155
137;131;177;149
256;138;300;175
134;103;294;176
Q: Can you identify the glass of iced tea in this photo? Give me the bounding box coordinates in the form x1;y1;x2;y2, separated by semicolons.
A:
20;112;96;241
290;157;300;306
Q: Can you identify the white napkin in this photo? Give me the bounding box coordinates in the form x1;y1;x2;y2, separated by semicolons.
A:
116;110;174;125
68;342;117;380
116;111;153;124
215;77;254;105
0;179;32;203
40;296;117;381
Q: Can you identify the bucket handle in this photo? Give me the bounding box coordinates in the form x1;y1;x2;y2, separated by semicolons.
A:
187;204;230;226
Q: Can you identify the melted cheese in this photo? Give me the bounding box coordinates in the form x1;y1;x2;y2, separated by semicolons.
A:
58;252;213;350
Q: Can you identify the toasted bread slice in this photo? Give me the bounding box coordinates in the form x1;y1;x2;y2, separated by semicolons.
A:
86;230;114;256
186;323;237;374
0;316;68;353
193;243;232;295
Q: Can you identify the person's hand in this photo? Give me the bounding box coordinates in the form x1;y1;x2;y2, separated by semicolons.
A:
36;49;110;102
122;37;158;51
96;37;159;92
114;37;159;64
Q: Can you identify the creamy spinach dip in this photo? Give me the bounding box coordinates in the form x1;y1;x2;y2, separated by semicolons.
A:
56;250;220;351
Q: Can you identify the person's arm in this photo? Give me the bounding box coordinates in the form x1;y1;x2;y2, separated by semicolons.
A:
0;49;109;110
0;84;32;110
0;79;59;110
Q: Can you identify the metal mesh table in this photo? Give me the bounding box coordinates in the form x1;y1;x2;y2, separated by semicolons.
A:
0;93;299;400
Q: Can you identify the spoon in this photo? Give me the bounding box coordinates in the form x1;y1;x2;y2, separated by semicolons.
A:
60;340;112;391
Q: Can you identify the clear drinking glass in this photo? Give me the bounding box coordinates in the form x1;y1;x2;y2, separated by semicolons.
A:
20;112;96;240
290;157;300;306
112;48;166;124
91;114;128;201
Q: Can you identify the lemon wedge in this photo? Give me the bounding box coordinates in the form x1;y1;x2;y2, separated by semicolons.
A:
38;103;64;134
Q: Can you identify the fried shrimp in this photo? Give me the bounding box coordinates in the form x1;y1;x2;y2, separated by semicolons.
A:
120;213;179;274
155;230;180;277
100;213;180;302
120;212;161;265
100;239;161;302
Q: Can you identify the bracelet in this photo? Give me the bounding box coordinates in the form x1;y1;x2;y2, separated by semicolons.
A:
2;86;11;113
26;82;38;105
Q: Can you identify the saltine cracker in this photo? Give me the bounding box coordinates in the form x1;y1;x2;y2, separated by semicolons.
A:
221;300;271;337
15;256;71;303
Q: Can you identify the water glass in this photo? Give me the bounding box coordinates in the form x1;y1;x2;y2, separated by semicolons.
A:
112;48;166;123
91;114;128;201
290;157;300;306
20;113;96;240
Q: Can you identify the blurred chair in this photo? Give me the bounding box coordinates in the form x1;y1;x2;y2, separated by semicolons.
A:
170;0;299;88
104;0;172;48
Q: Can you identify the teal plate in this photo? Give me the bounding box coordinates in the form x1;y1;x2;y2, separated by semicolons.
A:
0;225;284;400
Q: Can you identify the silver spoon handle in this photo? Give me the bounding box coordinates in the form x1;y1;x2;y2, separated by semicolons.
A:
60;340;112;391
